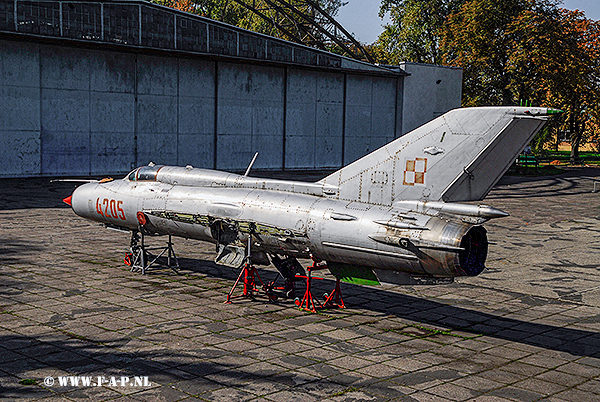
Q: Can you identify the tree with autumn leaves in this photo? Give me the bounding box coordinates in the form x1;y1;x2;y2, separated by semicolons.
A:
377;0;600;160
155;0;598;160
151;0;347;47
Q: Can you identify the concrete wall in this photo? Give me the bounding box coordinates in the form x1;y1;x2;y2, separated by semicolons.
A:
344;75;397;165
1;39;41;177
399;62;463;135
178;59;216;169
0;39;462;178
217;64;284;171
286;70;344;169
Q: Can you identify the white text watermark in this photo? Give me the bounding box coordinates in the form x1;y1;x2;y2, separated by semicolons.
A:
43;376;151;387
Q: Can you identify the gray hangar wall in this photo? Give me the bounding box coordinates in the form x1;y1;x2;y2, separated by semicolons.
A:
399;62;463;136
0;39;404;177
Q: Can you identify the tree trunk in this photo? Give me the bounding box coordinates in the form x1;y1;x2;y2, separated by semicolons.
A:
570;135;581;163
569;113;581;164
502;87;513;106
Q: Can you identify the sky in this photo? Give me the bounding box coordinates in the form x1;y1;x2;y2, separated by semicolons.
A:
336;0;600;44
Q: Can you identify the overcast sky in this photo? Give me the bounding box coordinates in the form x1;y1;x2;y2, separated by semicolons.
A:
336;0;600;44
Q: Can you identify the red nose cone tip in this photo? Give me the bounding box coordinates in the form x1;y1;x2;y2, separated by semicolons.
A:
63;195;72;206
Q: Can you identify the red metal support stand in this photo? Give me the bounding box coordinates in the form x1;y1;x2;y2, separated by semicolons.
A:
225;235;277;303
297;267;323;313
296;259;345;312
323;277;345;309
226;263;275;303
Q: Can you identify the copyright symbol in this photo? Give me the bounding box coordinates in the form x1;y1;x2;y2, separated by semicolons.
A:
44;376;54;386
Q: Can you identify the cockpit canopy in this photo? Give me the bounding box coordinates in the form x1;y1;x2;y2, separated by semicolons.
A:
126;165;164;182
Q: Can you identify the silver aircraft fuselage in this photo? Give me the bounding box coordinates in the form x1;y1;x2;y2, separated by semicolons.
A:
66;106;559;286
71;167;484;280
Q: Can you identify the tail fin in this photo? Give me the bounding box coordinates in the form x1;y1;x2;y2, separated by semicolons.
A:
319;106;559;205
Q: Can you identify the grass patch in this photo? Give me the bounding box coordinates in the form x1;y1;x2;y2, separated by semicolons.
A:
331;386;358;397
546;150;600;158
59;329;98;344
411;325;466;338
389;324;481;341
19;379;36;385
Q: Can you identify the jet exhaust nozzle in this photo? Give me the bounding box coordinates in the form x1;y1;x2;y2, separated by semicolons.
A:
411;218;488;277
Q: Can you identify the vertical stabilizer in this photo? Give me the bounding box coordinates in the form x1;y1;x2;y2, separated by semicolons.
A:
319;107;557;204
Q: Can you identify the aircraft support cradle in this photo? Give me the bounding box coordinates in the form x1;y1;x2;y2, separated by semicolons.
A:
125;230;180;275
295;259;345;313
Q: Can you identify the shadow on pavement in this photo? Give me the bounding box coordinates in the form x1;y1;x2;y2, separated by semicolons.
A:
178;258;600;359
0;330;401;400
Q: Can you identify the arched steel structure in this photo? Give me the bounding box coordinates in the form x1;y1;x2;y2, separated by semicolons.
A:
229;0;374;63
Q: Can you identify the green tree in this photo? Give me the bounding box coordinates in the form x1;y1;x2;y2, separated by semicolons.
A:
440;0;561;106
150;1;247;26
379;0;600;160
492;7;600;160
541;10;600;161
375;0;465;65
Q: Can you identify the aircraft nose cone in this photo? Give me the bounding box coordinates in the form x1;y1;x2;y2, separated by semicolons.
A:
63;195;72;206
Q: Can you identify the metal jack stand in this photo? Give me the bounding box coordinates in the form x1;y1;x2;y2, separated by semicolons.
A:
296;258;345;313
125;230;180;275
226;236;276;303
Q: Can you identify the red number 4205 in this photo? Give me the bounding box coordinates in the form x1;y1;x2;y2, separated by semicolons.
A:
96;198;126;220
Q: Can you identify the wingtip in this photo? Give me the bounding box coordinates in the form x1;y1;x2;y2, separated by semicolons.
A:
509;107;563;117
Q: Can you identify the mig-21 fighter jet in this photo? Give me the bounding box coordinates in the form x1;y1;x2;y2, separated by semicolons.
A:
63;106;560;299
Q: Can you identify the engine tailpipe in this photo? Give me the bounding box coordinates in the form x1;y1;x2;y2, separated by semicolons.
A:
457;225;488;276
413;219;488;277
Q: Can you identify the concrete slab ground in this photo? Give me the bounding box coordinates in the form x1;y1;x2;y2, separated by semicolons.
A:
0;167;599;401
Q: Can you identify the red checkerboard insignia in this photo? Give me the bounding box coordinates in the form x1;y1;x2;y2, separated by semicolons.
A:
403;158;427;186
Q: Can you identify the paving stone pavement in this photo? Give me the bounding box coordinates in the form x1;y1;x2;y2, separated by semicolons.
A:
0;167;599;401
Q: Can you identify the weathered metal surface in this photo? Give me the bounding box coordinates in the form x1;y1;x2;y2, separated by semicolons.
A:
0;37;414;177
67;106;556;284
